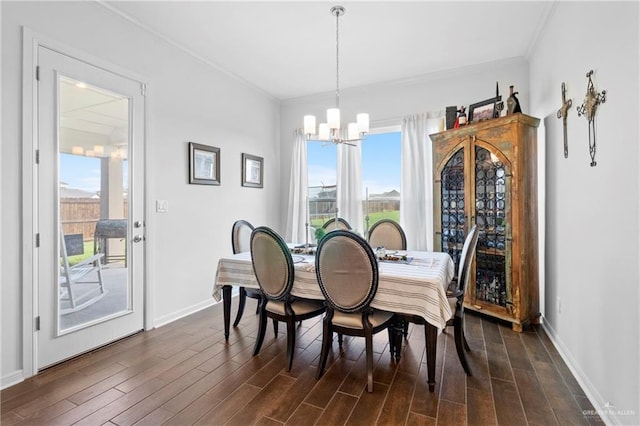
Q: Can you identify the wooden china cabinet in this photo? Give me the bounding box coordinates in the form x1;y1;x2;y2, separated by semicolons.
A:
430;113;540;332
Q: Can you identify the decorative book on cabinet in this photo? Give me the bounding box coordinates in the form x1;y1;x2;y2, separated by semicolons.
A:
430;113;540;332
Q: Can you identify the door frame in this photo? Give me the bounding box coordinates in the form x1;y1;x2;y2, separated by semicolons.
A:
21;27;154;378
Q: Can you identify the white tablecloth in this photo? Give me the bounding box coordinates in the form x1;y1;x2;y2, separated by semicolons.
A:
213;250;455;330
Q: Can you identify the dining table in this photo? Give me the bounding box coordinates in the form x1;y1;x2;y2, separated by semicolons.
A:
213;248;455;391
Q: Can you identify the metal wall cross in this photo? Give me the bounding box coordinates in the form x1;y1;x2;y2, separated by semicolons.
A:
556;82;572;158
577;70;606;167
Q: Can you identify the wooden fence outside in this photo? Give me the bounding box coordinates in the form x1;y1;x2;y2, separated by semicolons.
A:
60;199;127;241
310;198;400;223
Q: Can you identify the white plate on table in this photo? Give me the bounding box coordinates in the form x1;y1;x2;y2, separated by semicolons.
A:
292;256;306;264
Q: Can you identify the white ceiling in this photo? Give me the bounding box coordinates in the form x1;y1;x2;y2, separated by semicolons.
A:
102;1;554;100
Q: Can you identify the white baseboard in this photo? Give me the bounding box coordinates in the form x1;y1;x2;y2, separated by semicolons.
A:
542;321;622;426
153;298;218;328
1;370;24;390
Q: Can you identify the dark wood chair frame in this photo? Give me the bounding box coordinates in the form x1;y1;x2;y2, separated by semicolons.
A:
231;219;260;327
315;229;398;392
367;218;407;250
444;225;479;375
251;226;325;371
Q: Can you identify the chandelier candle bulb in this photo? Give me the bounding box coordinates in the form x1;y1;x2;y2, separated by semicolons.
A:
348;123;359;140
327;108;340;129
318;123;330;140
357;113;370;133
304;115;316;135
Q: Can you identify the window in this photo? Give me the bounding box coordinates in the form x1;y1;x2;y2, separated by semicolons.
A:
361;131;401;232
307;131;401;232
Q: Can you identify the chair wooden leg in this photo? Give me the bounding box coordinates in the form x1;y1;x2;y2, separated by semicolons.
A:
391;318;404;362
365;330;374;393
316;315;333;379
286;318;296;371
424;323;437;392
338;333;343;350
233;287;247;327
273;319;279;337
253;304;268;356
403;321;409;339
454;319;472;375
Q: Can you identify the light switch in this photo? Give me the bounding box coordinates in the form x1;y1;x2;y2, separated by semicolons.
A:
156;200;168;213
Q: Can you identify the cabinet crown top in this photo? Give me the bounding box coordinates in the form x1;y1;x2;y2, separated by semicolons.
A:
430;113;540;142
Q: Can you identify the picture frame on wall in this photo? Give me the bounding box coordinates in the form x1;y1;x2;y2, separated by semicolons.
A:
468;96;501;122
189;142;220;185
241;153;263;188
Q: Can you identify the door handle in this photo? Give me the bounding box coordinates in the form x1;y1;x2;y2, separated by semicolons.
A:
134;221;144;228
133;235;144;243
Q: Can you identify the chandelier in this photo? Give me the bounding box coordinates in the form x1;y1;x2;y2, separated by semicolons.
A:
303;5;369;145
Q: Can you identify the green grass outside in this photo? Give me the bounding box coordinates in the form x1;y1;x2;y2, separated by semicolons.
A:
310;210;400;235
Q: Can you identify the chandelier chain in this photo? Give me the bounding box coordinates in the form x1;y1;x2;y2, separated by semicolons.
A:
303;5;367;146
335;8;340;109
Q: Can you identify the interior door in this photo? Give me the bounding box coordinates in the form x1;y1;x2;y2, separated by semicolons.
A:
37;46;145;369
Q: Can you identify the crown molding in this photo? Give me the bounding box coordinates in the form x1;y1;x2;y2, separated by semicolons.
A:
281;56;528;106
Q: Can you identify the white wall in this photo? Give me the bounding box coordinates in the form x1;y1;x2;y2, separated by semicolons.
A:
1;1;281;384
279;57;530;230
528;2;639;425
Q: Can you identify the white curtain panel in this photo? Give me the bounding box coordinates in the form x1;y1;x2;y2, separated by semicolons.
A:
336;140;363;235
400;113;444;250
285;130;308;243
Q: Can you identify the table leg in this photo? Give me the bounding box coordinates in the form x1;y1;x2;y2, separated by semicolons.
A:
425;323;437;392
223;285;231;341
393;318;404;362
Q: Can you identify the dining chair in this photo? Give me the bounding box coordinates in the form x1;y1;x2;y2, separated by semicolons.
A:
315;229;397;392
444;224;479;375
250;226;325;371
367;219;407;250
231;220;259;326
367;219;409;336
322;217;352;231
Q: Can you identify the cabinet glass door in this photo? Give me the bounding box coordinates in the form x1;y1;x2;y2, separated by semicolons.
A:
439;149;466;269
473;146;510;308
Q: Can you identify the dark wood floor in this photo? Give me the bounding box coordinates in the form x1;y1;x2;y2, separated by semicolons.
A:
1;299;600;425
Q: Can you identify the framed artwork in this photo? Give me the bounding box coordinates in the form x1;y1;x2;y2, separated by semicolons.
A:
189;142;220;185
468;96;501;122
241;153;263;188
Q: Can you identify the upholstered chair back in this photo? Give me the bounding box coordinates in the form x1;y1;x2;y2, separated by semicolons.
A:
322;217;352;231
456;225;479;296
316;230;378;313
368;219;407;251
250;227;293;301
231;220;254;254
